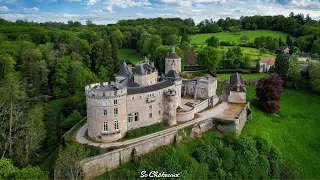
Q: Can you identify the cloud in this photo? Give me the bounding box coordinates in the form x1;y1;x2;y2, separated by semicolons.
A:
87;0;100;6
23;7;40;13
0;6;8;12
104;6;115;13
136;13;143;16
91;9;103;13
67;0;81;2
103;0;151;9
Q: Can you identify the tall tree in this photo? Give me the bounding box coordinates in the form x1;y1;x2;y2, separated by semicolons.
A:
197;46;221;75
52;56;70;98
275;52;290;80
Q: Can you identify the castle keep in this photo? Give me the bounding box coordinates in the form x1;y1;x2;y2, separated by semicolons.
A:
85;46;218;142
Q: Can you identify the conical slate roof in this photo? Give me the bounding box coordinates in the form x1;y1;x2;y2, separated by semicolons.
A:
167;69;179;79
116;61;131;77
119;77;139;87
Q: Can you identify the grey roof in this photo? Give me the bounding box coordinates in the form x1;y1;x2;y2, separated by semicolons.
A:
133;62;157;75
229;73;246;92
116;61;131;77
127;80;174;95
167;69;179;79
119;77;139;87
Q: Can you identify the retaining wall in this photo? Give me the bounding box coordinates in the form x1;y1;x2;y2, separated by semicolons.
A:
177;108;195;122
194;99;209;113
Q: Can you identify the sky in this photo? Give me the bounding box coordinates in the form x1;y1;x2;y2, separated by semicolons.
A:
0;0;320;25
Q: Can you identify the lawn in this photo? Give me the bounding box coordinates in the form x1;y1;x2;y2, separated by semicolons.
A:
217;73;269;80
242;86;320;178
118;48;144;65
218;46;276;60
191;30;293;45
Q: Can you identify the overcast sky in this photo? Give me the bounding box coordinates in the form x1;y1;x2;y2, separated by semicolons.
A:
0;0;320;25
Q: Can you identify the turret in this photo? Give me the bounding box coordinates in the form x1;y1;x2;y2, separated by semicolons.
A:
164;89;177;126
165;45;181;74
85;82;127;142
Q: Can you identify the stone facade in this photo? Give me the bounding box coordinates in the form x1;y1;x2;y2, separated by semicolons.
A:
165;46;181;74
85;82;128;142
164;89;178;126
182;77;217;99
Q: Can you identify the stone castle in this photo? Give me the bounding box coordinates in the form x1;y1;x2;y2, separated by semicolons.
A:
85;46;218;142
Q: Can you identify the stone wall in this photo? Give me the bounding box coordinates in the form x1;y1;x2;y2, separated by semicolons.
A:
80;131;177;180
177;108;195;122
235;103;249;135
194;99;209;113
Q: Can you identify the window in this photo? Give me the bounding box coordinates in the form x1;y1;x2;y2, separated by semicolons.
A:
102;101;107;106
131;96;135;100
103;110;107;116
114;108;118;115
103;122;108;132
159;110;161;115
134;112;139;121
128;113;133;122
149;113;152;118
114;120;119;130
114;99;118;105
149;105;152;111
139;95;142;99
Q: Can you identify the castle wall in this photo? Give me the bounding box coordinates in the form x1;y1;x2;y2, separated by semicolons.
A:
126;85;175;130
134;71;158;86
86;83;127;143
177;108;195;122
194;99;209;113
165;57;181;74
228;91;246;103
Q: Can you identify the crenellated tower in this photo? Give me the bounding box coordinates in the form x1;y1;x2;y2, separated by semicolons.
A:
163;89;177;126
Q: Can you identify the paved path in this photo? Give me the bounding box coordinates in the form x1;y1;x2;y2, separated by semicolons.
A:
75;102;229;148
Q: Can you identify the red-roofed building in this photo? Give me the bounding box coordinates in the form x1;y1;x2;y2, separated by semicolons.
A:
260;57;275;73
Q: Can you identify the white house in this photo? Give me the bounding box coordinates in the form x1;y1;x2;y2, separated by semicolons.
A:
260;57;275;73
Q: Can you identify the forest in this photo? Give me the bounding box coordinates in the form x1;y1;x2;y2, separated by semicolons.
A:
0;12;320;178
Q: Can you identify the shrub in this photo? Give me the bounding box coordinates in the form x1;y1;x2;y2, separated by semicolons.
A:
125;123;165;139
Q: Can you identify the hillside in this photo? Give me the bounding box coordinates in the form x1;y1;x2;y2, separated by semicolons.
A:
191;30;294;45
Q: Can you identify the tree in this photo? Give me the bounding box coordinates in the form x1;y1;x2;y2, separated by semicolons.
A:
53;56;70;98
206;36;219;47
240;35;249;43
256;74;283;113
151;46;171;73
197;46;221;75
159;26;179;45
0;53;15;82
55;142;92;179
167;34;179;45
269;41;279;53
180;41;191;52
275;52;290;80
254;37;263;48
309;62;320;94
0;158;48;179
226;49;236;67
180;32;190;43
110;30;124;48
256;60;261;73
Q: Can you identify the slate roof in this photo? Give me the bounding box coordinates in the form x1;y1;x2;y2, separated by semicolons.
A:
166;52;181;59
184;52;198;66
133;62;157;75
296;52;308;58
260;57;275;65
127;80;174;95
119;77;139;87
116;61;131;77
229;73;246;92
167;69;179;79
280;46;289;50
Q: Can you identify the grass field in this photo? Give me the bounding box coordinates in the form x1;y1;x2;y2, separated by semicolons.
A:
191;30;292;45
218;46;275;60
118;48;144;65
217;73;269;80
243;86;320;178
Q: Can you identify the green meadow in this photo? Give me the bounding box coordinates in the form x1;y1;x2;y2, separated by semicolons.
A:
118;48;144;65
191;30;293;45
243;86;320;178
217;73;269;80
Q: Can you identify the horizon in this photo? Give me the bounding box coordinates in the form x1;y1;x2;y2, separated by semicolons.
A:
0;0;319;25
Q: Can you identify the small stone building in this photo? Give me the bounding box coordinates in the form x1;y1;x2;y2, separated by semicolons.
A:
227;73;246;103
260;57;275;73
165;46;181;74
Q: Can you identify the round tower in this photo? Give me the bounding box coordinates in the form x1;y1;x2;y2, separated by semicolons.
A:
165;46;181;74
85;82;127;142
164;89;177;126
